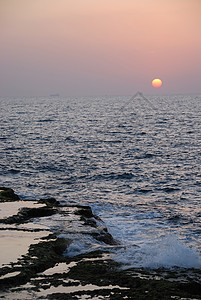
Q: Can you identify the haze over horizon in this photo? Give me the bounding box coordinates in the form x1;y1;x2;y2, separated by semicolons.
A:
0;0;201;97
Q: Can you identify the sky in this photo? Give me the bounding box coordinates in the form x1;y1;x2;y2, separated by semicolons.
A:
0;0;201;96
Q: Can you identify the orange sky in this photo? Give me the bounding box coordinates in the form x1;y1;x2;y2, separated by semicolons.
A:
0;0;201;96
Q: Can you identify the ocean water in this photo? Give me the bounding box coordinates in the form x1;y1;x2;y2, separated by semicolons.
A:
0;94;201;269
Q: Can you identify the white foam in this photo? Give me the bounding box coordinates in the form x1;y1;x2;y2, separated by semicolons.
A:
113;234;201;269
63;234;105;257
92;204;201;269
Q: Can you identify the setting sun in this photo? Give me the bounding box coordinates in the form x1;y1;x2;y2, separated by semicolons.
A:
152;78;163;88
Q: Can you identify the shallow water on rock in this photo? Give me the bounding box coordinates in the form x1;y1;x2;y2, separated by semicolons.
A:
0;229;50;267
0;201;44;219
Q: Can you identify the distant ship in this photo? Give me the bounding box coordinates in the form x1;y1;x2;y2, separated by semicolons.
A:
50;94;60;97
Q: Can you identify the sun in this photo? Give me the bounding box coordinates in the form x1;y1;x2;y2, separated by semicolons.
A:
152;78;162;88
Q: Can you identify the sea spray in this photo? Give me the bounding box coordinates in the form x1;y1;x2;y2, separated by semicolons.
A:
112;234;201;269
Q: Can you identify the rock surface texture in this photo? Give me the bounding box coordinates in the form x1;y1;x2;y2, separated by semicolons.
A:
0;187;201;299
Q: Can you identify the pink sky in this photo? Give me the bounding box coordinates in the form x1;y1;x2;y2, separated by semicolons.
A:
0;0;201;96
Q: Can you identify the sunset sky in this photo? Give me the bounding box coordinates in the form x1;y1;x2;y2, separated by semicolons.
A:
0;0;201;96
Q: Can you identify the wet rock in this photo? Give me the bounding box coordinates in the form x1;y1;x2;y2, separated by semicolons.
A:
91;229;118;245
1;188;201;299
0;237;71;289
75;206;102;225
39;197;60;207
0;206;57;224
53;238;71;255
0;187;20;202
75;206;94;218
82;216;97;227
74;205;118;245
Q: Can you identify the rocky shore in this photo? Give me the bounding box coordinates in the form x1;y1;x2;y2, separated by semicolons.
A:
0;187;201;299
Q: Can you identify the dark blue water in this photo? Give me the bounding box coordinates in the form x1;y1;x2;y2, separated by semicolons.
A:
0;94;201;268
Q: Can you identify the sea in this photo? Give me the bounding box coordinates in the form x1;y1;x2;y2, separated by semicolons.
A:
0;93;201;269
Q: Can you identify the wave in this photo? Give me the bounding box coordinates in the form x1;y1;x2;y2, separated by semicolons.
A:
58;172;135;185
113;235;201;269
167;214;193;225
157;187;180;193
133;187;153;194
37;119;54;122
91;172;135;181
134;153;155;159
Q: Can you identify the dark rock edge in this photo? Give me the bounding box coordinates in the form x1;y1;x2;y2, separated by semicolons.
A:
0;187;201;299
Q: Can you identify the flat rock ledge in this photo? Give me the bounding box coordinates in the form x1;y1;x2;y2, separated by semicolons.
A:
0;187;201;300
